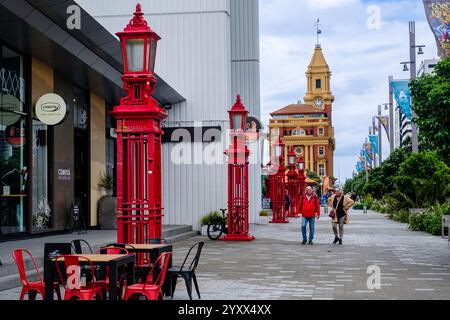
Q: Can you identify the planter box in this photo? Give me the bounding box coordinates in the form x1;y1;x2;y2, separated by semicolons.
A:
201;225;208;236
258;216;269;225
98;196;117;230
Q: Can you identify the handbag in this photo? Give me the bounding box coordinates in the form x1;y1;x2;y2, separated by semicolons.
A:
328;209;336;218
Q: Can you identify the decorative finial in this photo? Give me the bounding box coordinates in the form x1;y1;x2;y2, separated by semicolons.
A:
315;18;322;47
231;94;246;111
124;3;150;31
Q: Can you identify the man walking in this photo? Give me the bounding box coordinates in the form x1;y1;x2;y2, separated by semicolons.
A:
297;186;320;245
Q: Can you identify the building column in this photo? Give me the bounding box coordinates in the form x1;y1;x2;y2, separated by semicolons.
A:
310;145;314;173
90;93;106;227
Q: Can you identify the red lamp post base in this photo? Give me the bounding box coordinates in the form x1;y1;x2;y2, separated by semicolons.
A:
270;218;289;224
220;234;255;242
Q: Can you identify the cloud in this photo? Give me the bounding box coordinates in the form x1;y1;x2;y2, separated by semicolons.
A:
305;0;358;9
260;0;438;182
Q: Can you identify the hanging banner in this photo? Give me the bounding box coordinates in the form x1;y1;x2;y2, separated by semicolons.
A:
376;116;390;141
356;161;364;173
423;0;450;57
362;148;372;167
391;80;412;120
369;135;379;156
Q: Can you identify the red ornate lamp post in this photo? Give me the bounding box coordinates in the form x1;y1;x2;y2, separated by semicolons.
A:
286;148;299;218
221;96;255;241
270;136;289;224
112;4;166;243
297;156;306;199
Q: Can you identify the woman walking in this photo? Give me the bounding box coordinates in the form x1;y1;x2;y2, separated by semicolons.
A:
327;188;354;245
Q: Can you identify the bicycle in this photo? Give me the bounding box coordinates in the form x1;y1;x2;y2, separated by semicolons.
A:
207;208;228;240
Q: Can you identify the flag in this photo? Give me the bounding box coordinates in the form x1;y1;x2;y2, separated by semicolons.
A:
377;116;390;141
356;161;364;173
362;148;372;167
423;1;450;58
369;135;379;155
391;80;412;120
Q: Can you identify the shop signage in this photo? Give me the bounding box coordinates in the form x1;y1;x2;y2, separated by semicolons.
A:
57;169;71;181
35;93;67;125
262;198;271;210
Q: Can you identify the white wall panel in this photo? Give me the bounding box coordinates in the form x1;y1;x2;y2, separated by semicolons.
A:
78;0;261;229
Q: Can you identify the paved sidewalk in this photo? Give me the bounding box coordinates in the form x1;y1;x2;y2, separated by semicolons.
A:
2;210;450;300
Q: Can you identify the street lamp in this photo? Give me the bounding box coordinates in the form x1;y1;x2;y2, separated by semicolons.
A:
221;95;254;241
112;4;167;243
270;136;288;224
286;148;299;218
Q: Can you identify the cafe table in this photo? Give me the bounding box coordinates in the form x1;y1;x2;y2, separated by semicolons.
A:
124;244;173;295
44;254;135;301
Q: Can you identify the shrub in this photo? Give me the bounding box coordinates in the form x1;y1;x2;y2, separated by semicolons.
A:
391;210;410;223
352;202;364;210
408;202;450;235
201;211;225;225
259;210;269;217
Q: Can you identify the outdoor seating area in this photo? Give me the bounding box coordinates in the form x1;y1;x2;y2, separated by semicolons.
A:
11;240;205;301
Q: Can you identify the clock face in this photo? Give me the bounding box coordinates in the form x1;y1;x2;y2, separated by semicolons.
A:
314;97;324;108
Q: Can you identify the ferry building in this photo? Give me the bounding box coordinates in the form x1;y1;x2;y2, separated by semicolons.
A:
269;44;335;180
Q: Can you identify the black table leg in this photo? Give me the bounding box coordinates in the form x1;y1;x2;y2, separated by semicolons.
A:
108;262;118;301
126;262;135;287
43;259;54;301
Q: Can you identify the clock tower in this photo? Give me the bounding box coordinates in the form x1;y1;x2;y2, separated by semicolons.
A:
304;45;334;115
269;43;336;185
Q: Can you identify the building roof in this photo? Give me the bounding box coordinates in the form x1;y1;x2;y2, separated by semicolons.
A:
307;45;330;72
270;103;324;116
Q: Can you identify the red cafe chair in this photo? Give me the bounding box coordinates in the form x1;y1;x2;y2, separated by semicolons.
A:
124;252;172;300
55;255;103;300
12;249;62;300
95;246;129;299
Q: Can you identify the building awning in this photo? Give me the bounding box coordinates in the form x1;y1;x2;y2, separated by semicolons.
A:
0;0;185;106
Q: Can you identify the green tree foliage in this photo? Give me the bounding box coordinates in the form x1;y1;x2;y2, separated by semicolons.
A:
393;151;450;208
410;57;450;160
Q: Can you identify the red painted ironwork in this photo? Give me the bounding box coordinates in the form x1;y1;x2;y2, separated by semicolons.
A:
297;156;306;199
286;147;299;218
221;96;255;241
270;136;289;224
112;4;166;244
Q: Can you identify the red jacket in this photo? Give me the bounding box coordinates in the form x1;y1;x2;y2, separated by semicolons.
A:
297;194;320;218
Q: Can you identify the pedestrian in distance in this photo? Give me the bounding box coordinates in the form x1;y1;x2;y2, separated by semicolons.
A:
285;189;291;213
327;188;354;245
297;186;320;245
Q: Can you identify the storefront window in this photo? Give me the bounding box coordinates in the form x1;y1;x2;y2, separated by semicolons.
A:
0;45;27;234
32;120;50;230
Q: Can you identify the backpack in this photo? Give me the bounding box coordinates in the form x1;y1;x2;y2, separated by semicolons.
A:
299;194;318;213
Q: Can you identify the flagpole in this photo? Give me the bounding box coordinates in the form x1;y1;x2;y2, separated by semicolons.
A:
389;75;394;153
378;105;383;164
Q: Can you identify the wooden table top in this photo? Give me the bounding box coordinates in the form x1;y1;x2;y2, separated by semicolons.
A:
53;254;133;263
125;244;172;250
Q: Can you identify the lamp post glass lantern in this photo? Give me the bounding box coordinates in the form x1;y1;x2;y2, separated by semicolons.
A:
118;4;160;75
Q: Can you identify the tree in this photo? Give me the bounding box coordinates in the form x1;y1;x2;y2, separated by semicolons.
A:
410;57;450;160
393;151;450;207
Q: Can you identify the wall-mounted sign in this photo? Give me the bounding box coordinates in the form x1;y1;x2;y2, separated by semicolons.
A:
0;94;21;126
57;169;71;181
35;93;67;125
246;116;263;143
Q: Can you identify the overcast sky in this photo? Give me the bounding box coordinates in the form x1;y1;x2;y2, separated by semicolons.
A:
259;0;439;184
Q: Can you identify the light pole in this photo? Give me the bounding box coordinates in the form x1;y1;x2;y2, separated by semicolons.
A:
377;104;382;164
401;21;425;153
270;136;289;224
113;4;166;243
221;95;254;241
297;156;306;198
286;148;299;218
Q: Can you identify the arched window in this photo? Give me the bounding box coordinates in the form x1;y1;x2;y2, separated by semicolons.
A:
292;128;306;136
